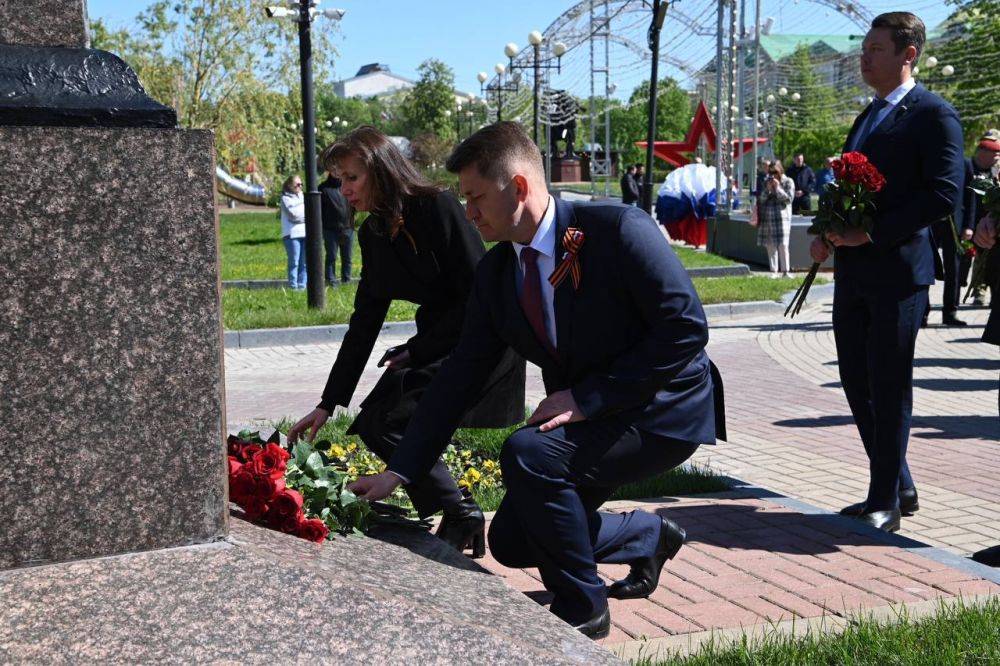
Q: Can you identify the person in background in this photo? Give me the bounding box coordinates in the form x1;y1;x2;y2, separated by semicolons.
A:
815;156;836;193
756;160;795;278
279;175;307;290
786;153;816;214
634;163;646;197
970;211;999;567
620;164;639;206
287;126;525;559
319;170;354;285
962;130;1000;307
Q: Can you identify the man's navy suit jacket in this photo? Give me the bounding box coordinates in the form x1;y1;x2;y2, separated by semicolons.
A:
836;84;964;288
389;197;726;483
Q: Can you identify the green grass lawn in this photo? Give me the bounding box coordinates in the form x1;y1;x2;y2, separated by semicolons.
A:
222;275;816;330
643;597;1000;666
274;412;729;513
219;211;735;281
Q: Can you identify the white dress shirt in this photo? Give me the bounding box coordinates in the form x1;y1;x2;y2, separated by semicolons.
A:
512;196;558;347
852;77;917;150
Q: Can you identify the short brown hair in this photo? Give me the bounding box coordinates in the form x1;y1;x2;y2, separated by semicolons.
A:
871;12;925;60
445;121;544;184
320;125;440;227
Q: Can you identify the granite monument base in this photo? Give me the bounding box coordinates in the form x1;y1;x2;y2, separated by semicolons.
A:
0;127;227;569
0;514;619;664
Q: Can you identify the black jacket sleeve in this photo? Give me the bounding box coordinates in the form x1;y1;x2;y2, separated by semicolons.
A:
404;192;485;366
389;262;509;482
571;209;710;418
318;227;390;411
871;103;965;249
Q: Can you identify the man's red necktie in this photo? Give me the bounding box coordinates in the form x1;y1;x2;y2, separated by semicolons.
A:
519;247;557;358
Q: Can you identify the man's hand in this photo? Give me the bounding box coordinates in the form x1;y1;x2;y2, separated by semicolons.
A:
962;228;975;241
347;471;402;502
384;349;411;369
288;407;330;444
810;236;830;263
526;389;586;432
974;215;996;249
826;228;871;247
795;190;804;198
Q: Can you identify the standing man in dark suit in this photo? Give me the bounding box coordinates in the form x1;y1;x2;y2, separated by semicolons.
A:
620;164;639;206
349;122;726;639
786;153;816;214
318;171;354;284
810;12;964;532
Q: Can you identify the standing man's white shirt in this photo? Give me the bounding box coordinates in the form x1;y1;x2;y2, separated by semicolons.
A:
512;195;558;347
869;77;917;133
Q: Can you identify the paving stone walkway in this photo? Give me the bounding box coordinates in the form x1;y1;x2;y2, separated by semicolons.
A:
224;284;999;658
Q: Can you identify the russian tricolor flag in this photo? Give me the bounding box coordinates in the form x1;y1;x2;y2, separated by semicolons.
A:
654;163;726;248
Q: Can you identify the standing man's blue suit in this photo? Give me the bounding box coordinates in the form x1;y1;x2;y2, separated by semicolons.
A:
835;82;964;513
389;198;725;625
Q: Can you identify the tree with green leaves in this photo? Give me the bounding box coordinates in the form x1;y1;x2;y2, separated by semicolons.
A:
609;78;693;168
924;0;1000;149
777;45;855;168
400;59;457;140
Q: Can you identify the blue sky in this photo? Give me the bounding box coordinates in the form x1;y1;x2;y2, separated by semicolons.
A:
88;1;953;100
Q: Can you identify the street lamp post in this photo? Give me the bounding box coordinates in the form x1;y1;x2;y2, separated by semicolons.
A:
643;0;669;212
264;1;345;309
480;63;519;122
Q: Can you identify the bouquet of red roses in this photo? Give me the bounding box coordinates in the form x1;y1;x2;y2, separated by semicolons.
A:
785;151;886;317
963;176;1000;301
227;431;373;542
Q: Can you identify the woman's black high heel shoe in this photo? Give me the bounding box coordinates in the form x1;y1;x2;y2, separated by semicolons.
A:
435;494;486;559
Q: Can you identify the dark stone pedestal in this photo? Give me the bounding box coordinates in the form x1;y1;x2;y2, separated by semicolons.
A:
0;516;619;664
551;157;583;183
0;127;226;569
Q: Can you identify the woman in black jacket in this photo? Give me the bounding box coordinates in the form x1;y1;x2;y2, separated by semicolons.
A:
288;126;524;557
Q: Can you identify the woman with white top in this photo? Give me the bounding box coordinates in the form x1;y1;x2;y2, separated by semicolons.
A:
280;175;307;290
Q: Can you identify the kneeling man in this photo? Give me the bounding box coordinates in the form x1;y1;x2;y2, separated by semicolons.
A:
350;122;726;639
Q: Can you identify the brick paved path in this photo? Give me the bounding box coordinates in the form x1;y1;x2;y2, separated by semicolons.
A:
224;285;999;657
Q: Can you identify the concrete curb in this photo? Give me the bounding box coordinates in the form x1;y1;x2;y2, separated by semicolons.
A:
223;282;836;350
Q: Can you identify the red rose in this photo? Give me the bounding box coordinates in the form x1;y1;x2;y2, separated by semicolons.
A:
242;443;264;461
844;165;864;185
227;456;243;478
250;472;285;500
842;151;867;166
270;488;304;519
242;496;270;522
230;467;256;503
227;435;245;460
297;518;330;543
249;442;289;480
269;508;304;533
831;159;845;179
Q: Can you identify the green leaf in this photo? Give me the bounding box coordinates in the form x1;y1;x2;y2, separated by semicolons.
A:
305;451;324;477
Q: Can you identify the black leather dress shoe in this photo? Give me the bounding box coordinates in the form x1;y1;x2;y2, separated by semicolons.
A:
435;495;486;558
841;488;919;517
856;508;901;532
607;517;685;600
942;314;968;327
572;607;611;640
972;545;1000;567
898;487;920;515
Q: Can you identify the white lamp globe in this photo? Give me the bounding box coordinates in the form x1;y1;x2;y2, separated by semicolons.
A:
325;120;333;127
495;63;506;75
791;92;801;101
553;41;567;57
941;64;955;76
528;30;543;46
504;43;518;58
766;93;775;103
778;86;788;96
477;72;488;84
341;120;348;127
925;56;938;68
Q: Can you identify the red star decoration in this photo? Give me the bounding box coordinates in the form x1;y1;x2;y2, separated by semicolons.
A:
635;101;768;167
